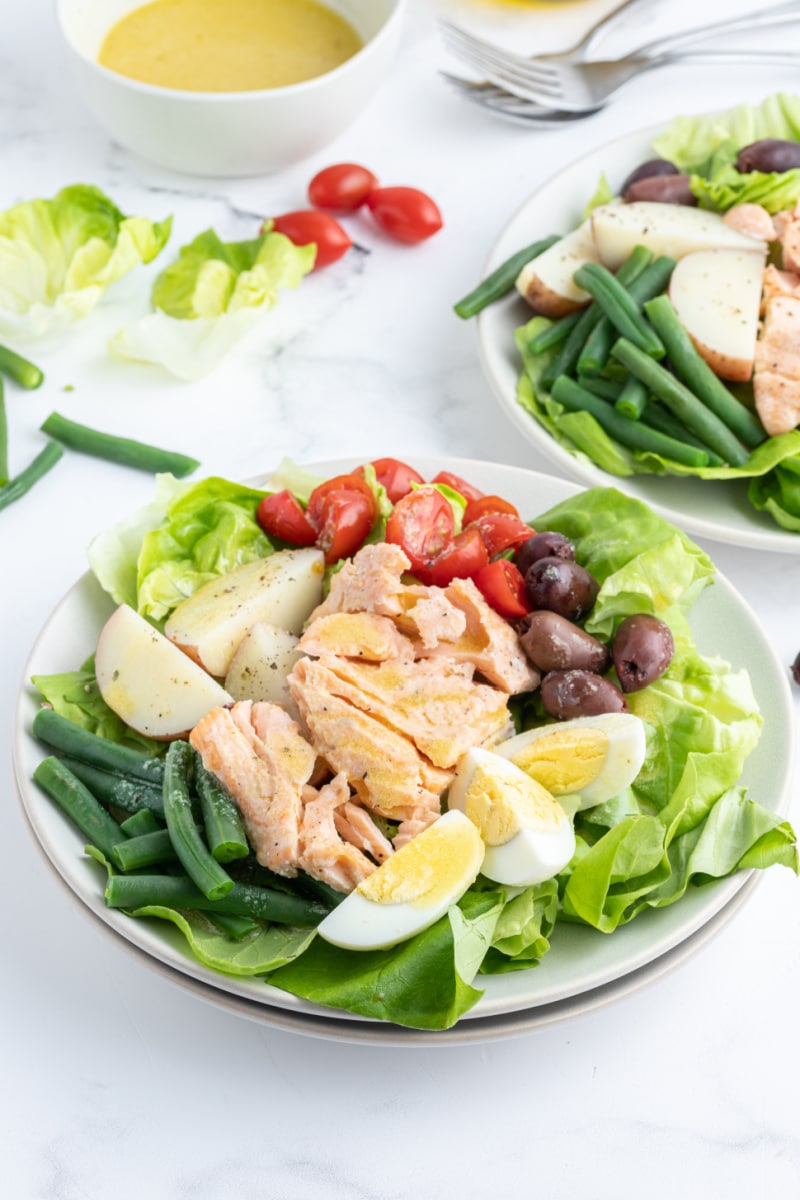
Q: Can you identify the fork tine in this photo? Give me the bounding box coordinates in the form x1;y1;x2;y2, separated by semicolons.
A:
440;36;562;96
438;20;559;86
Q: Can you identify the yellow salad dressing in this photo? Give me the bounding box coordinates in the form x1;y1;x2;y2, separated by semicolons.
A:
98;0;364;93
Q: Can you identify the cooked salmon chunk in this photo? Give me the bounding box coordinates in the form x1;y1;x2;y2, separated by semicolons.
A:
190;700;315;876
333;800;394;864
754;291;800;435
309;542;412;621
298;611;415;662
723;203;777;243
298;774;378;893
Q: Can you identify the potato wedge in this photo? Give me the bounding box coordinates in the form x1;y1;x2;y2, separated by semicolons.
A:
164;548;324;678
95;604;232;740
224;622;303;720
515;218;599;317
668;248;765;381
591;201;765;271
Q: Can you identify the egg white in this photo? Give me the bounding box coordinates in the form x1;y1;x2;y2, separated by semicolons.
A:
492;712;647;812
316;810;485;951
448;749;576;887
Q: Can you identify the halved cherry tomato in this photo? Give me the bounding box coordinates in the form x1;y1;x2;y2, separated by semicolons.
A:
463;494;520;524
308;163;379;212
430;470;484;502
354;457;425;504
269;210;352;269
469;512;533;558
306;473;377;529
366;187;443;244
427;528;489;587
385;486;455;577
315;489;375;563
473;560;531;621
256;490;318;546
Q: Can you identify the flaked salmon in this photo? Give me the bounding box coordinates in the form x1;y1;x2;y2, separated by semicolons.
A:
298;774;378;892
723;203;777;243
310;542;411;620
298;611;415;662
333;800;394;864
754;290;800;435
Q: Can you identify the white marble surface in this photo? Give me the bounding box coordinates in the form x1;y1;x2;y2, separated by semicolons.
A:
3;0;800;1195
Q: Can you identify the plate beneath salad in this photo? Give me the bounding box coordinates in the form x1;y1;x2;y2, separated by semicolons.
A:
477;107;800;553
12;457;797;1038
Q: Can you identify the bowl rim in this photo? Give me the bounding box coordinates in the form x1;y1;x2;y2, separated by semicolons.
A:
56;0;406;102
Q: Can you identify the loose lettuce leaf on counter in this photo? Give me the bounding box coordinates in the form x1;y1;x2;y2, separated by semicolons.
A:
110;227;315;379
0;184;171;339
88;474;271;621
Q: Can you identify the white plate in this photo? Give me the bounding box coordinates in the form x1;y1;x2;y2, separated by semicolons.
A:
476;126;800;554
12;456;795;1038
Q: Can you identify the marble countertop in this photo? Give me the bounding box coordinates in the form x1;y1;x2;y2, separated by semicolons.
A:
3;0;799;1195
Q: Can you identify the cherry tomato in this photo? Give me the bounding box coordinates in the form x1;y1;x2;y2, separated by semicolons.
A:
269;210;352;269
473;560;531;621
256;490;318;547
315;489;375;563
366;186;443;244
468;512;534;558
463;494;520;524
306;473;377;529
430;470;484;502
385;486;455;577
427;528;489;588
354;457;425;504
308;163;379;211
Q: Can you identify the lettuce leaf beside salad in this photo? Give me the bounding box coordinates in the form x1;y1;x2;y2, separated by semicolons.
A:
37;479;797;1029
0;184;171;339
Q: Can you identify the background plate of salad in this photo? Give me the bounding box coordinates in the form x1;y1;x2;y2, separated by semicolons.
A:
12;457;797;1039
477;95;800;553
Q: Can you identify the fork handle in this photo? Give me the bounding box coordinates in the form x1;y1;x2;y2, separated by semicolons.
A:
633;1;800;59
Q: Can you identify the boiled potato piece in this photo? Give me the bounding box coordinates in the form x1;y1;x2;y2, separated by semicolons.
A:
515;219;600;317
668;249;764;381
224;622;303;720
591;202;765;271
95;604;232;740
164;548;324;678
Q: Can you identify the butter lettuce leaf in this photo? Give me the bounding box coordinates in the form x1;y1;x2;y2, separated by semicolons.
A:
651;92;800;176
31;657;163;754
0;184;171;339
110;227;314;379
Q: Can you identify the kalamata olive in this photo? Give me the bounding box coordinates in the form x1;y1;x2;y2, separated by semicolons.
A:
540;670;628;720
623;174;697;206
523;557;600;622
515;530;575;577
792;651;800;686
619;157;678;195
518;610;611;675
736;139;800;175
612;613;675;693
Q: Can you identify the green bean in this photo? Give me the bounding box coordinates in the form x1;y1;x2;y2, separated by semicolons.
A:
105;873;331;926
207;913;260;940
610;337;750;467
577;255;677;377
614;375;649;420
0;343;44;389
59;755;166;816
576;374;625;402
0;440;62;512
231;859;346;909
643;294;767;448
526;310;582;354
163;741;233;901
33;756;126;859
640;401;725;467
32;709;165;785
551;375;709;467
119;809;162;837
545;245;653;385
573;263;665;358
0;378;7;486
112;829;177;872
40;412;200;478
453;235;560;319
195;759;250;863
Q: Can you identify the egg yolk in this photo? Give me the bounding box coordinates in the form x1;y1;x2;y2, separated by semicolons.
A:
357;817;483;907
464;763;563;846
509;728;608;796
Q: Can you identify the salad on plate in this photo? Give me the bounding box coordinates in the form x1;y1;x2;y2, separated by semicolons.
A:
24;457;798;1030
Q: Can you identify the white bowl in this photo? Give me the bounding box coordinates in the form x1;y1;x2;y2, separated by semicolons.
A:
57;0;406;177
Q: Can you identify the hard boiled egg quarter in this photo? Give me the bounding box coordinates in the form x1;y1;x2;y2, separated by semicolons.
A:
448;749;576;887
316;810;485;951
493;713;646;812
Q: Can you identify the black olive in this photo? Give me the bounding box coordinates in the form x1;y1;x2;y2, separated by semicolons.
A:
612;614;675;693
518;610;610;675
514;531;575;577
620;158;679;196
736;139;800;174
540;670;628;720
523;557;599;623
623;174;697;206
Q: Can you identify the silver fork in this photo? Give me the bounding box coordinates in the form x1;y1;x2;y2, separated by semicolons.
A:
441;1;800;114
